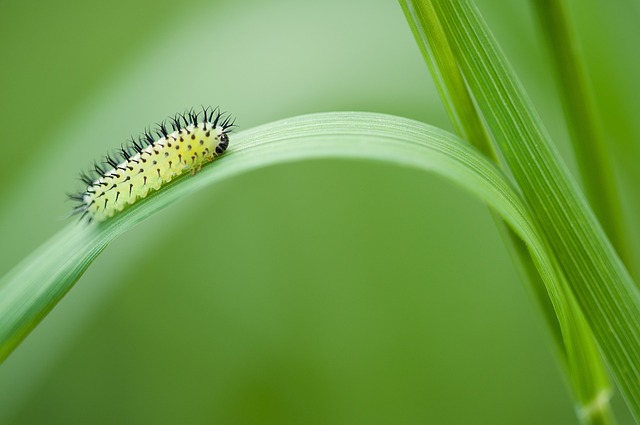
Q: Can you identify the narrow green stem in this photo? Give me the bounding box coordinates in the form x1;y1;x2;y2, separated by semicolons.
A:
399;0;493;156
398;2;616;423
532;0;635;279
428;0;640;418
578;389;616;425
399;0;566;350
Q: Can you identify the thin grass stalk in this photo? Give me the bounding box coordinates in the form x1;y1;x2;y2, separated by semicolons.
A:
430;0;640;419
531;0;634;279
398;2;614;422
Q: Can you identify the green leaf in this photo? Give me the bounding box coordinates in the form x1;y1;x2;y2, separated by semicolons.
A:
0;111;581;386
399;2;614;422
426;0;640;420
531;0;633;275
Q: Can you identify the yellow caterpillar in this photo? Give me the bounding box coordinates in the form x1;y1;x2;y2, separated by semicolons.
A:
70;107;234;222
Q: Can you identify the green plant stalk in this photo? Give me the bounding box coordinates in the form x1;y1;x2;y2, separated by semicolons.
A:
430;0;640;419
531;0;634;280
399;2;613;422
399;0;557;339
398;0;493;157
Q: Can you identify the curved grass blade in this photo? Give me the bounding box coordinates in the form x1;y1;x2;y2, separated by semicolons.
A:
0;111;608;425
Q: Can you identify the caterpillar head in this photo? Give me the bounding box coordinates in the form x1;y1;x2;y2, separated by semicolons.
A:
214;114;235;155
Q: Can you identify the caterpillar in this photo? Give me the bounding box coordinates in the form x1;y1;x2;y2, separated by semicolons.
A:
70;107;235;223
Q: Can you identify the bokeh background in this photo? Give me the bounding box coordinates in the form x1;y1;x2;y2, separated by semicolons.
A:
1;0;638;423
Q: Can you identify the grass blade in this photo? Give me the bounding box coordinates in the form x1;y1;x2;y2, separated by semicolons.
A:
0;111;583;381
429;0;640;419
532;0;633;275
399;2;614;422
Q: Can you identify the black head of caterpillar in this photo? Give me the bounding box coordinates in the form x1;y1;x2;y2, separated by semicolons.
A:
70;106;236;223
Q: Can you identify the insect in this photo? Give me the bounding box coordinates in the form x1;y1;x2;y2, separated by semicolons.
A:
70;107;235;223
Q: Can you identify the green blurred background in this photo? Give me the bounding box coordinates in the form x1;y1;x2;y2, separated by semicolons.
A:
1;0;638;423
